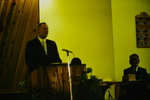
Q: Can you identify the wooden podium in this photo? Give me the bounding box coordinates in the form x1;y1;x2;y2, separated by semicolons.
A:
29;63;86;100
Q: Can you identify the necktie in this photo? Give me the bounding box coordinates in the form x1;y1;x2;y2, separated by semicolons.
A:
136;67;138;72
42;41;47;55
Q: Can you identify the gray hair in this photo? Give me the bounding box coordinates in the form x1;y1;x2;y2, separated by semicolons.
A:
36;22;47;31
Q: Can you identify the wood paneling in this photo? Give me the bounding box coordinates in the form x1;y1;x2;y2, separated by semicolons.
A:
0;0;39;90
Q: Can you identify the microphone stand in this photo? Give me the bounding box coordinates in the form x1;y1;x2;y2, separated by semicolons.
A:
66;51;73;100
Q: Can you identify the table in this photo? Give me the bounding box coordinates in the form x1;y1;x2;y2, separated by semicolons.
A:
100;80;150;100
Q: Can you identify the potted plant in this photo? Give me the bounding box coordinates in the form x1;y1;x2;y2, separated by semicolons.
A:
73;68;104;100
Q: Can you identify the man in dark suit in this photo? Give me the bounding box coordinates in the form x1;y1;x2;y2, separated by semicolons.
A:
118;54;150;100
25;22;62;73
124;54;148;80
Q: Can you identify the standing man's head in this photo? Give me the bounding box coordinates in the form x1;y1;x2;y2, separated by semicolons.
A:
36;22;48;39
129;54;140;68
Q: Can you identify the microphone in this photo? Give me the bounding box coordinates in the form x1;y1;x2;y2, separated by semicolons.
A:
62;49;73;53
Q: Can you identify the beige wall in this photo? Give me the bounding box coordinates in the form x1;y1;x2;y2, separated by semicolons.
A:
40;0;150;82
112;0;150;81
40;0;114;80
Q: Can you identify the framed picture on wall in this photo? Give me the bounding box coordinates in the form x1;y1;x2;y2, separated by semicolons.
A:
135;12;150;48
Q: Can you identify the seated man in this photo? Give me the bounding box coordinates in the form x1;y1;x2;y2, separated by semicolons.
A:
118;54;150;100
124;54;148;80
